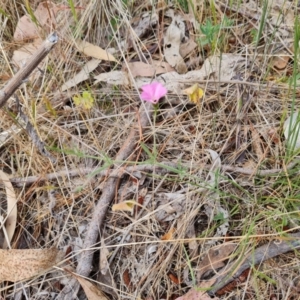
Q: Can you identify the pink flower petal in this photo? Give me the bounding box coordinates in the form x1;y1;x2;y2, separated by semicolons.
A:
140;82;167;103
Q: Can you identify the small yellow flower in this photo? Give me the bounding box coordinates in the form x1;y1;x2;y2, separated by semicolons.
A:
73;91;94;110
183;83;204;105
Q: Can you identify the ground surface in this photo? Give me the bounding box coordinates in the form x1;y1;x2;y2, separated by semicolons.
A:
1;0;300;299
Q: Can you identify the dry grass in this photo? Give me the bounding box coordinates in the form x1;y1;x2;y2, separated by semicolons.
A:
1;0;300;299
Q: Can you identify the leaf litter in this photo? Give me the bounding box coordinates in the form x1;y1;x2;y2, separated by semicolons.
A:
1;0;300;299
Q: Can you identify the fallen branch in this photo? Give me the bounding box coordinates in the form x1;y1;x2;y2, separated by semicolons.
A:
209;232;300;296
56;102;154;299
0;32;58;108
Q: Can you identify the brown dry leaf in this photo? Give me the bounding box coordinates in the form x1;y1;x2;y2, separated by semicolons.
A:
0;170;17;249
61;59;101;91
14;1;60;42
0;248;62;282
272;51;290;70
126;61;174;78
122;269;132;288
72;274;108;300
76;39;117;62
168;273;181;285
175;279;219;300
161;227;175;240
197;243;237;280
14;15;39;41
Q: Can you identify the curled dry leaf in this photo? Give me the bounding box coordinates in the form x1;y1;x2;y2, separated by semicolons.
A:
0;248;63;282
112;200;137;214
0;170;17;249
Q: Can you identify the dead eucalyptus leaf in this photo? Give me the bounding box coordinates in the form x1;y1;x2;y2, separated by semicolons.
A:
76;39;117;62
72;273;108;300
14;1;60;42
0;248;62;282
62;59;101;91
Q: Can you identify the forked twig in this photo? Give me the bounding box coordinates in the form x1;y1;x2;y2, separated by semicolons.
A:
0;32;58;108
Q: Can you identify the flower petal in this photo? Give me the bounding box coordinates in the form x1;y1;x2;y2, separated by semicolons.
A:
140;82;167;103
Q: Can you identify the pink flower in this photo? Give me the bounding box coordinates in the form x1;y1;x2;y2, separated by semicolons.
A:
140;82;167;104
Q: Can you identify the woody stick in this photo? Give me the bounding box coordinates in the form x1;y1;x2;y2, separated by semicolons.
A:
0;32;58;108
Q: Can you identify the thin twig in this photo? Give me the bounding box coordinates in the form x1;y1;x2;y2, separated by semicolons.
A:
56;102;154;300
11;161;299;187
0;32;58;108
209;232;300;296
